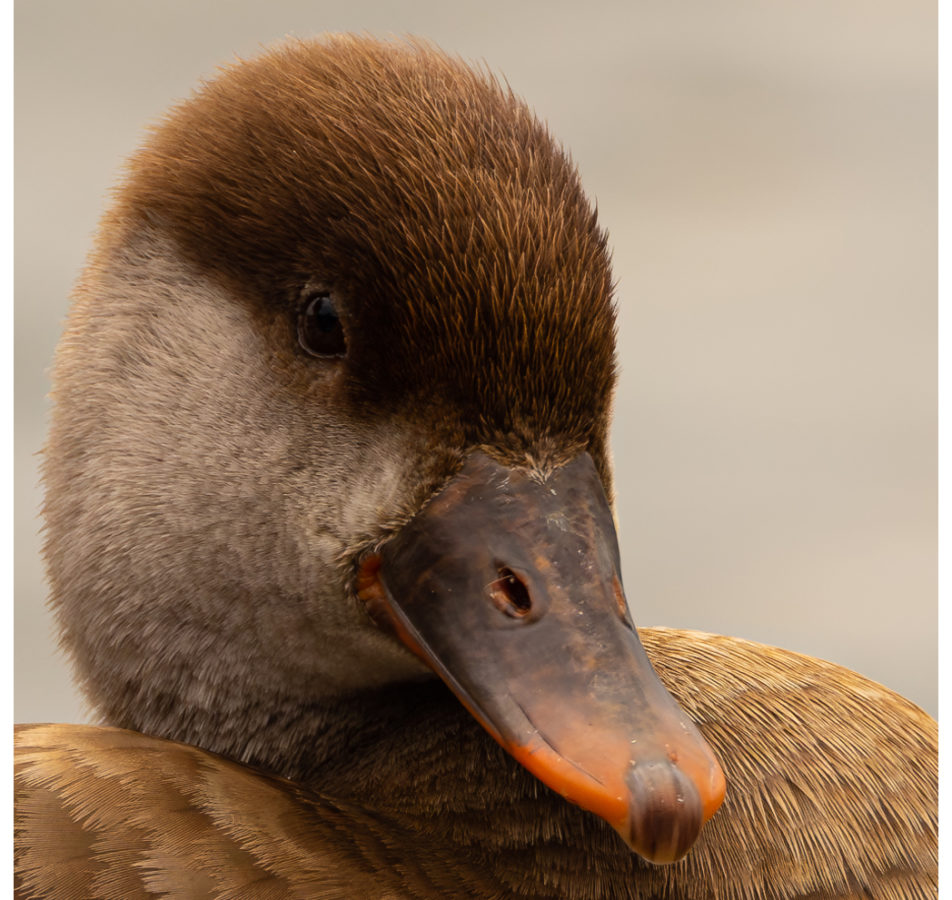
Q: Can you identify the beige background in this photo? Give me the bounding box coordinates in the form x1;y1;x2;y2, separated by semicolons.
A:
15;0;936;720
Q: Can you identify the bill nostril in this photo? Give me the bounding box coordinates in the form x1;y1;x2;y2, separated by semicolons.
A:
489;567;532;618
624;761;704;864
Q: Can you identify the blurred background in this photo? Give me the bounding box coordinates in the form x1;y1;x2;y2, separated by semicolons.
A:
15;0;936;719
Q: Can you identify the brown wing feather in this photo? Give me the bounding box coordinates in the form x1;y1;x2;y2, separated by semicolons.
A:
14;724;485;899
15;628;937;900
640;629;937;900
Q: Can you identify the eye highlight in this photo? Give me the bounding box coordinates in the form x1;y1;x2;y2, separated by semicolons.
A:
298;293;347;358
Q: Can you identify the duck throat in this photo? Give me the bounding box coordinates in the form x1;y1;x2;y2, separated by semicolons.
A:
290;678;645;857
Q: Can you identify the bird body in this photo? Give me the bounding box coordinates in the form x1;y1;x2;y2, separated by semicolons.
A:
16;35;936;899
16;629;936;899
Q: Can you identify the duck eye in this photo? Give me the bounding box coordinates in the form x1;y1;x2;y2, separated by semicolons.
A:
298;293;347;358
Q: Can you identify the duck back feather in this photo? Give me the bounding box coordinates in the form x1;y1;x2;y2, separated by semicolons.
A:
15;628;937;900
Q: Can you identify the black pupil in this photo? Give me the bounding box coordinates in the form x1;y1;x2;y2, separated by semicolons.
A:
299;294;346;357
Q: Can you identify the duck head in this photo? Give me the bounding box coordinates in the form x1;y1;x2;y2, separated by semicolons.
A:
44;35;724;863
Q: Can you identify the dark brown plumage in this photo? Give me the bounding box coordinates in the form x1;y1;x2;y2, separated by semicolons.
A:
18;34;936;899
116;35;616;467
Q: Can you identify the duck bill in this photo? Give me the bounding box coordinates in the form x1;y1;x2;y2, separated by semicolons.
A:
359;450;725;864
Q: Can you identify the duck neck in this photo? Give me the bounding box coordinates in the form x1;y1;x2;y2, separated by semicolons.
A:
280;678;649;894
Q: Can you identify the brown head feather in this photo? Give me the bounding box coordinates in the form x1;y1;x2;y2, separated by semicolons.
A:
116;35;616;462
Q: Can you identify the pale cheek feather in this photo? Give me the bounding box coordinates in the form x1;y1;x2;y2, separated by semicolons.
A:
46;229;429;729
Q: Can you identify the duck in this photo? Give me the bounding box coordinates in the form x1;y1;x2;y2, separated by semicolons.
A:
15;34;936;899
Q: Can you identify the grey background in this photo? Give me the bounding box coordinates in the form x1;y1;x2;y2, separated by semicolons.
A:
15;0;936;720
